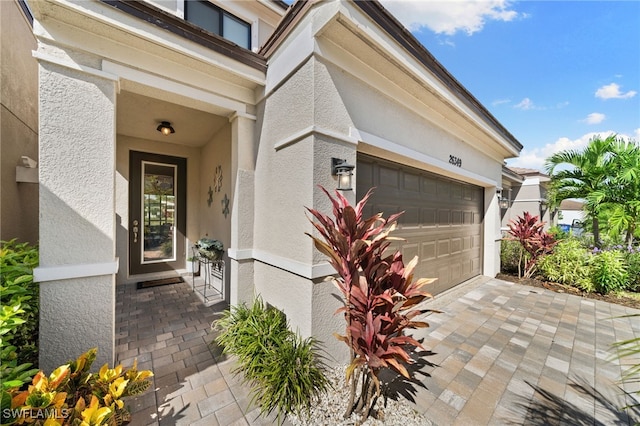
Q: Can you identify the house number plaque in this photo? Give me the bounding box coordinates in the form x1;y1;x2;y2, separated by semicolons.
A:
449;155;462;167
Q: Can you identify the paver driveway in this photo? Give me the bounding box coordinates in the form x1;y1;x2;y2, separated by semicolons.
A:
116;276;640;425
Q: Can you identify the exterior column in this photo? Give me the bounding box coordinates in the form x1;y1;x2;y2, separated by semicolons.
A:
483;185;501;278
228;112;256;306
34;52;118;372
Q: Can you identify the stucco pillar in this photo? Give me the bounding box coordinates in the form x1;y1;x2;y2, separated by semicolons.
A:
228;112;256;306
34;52;118;372
483;186;501;278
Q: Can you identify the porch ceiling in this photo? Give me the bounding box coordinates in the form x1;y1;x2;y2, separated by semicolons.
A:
117;91;228;147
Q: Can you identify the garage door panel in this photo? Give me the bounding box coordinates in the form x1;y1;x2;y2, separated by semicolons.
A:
357;154;484;294
403;173;420;192
402;207;420;228
452;210;463;225
402;243;419;262
452;183;463;199
464;211;473;225
437;240;450;258
378;166;399;187
422;241;436;260
451;237;462;254
422;208;437;226
421;177;437;195
438;210;451;225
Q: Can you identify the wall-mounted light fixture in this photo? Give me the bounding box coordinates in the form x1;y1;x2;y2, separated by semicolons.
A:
156;121;175;135
331;158;355;191
498;188;510;210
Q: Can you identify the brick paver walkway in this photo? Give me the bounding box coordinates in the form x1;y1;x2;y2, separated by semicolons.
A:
413;277;640;425
115;279;286;425
116;276;640;425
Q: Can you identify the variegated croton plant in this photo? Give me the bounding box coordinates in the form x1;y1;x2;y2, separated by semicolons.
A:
306;187;438;421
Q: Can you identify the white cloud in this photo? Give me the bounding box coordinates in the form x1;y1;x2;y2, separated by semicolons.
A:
380;0;523;36
506;130;636;171
581;113;605;125
514;98;535;110
492;98;511;106
595;83;637;100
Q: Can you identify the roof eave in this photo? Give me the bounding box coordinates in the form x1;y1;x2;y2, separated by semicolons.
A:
352;0;523;154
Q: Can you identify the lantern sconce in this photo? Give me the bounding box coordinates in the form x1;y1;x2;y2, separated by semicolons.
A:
498;188;510;210
331;158;355;191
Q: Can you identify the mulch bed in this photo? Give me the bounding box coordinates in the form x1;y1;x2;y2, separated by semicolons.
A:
496;273;640;310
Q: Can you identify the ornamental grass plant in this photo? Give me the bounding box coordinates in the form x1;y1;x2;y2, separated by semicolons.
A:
213;297;329;425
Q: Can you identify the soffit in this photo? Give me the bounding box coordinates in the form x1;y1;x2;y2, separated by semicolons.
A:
29;0;266;91
311;3;521;160
117;91;228;147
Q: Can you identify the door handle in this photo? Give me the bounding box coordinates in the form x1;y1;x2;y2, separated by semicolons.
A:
133;220;139;243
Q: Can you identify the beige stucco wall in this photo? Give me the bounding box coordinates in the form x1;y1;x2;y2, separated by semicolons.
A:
315;58;501;185
199;125;232;253
1;1;39;244
254;25;507;363
37;53;117;372
503;180;551;230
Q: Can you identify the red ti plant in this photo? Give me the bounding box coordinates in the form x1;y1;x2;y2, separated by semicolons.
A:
306;187;437;421
506;211;557;278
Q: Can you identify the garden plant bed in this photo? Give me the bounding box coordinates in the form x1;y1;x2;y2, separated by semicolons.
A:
496;273;640;310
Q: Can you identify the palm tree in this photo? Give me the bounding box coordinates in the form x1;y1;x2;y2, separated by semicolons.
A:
607;139;640;247
544;135;617;247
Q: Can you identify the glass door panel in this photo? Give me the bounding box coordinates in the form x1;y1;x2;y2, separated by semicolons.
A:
142;162;177;263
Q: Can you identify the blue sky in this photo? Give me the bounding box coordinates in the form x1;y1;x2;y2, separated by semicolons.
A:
378;0;640;171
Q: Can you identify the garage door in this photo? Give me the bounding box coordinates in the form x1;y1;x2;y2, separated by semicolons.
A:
357;154;484;295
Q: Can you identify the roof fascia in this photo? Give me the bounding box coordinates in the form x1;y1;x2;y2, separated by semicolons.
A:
259;0;317;57
98;0;267;72
502;166;524;183
19;0;34;26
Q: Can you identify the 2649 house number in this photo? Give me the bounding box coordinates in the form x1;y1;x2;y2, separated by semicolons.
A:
449;155;462;167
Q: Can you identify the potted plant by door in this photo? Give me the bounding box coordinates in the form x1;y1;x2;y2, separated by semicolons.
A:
186;256;200;276
195;237;224;261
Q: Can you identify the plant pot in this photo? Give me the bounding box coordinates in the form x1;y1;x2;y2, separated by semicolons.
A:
198;249;223;261
187;259;200;276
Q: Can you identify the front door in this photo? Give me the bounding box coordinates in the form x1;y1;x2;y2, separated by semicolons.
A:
129;151;187;275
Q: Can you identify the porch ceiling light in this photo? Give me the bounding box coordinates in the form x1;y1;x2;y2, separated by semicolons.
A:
157;121;175;135
331;157;355;191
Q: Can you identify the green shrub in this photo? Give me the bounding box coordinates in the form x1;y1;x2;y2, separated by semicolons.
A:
1;348;153;425
537;239;593;291
548;225;569;241
623;250;640;292
591;250;628;294
501;239;527;274
213;297;329;424
1;239;39;390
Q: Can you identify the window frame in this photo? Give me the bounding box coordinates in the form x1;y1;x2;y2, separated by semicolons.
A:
185;0;251;50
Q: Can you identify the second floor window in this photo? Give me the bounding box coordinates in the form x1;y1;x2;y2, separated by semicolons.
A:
185;0;251;49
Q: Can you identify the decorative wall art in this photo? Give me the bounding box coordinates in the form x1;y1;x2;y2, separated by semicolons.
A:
214;165;223;192
207;186;213;207
222;194;229;218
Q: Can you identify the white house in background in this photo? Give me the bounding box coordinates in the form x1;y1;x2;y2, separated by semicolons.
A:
10;0;522;371
501;166;554;231
558;199;586;233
